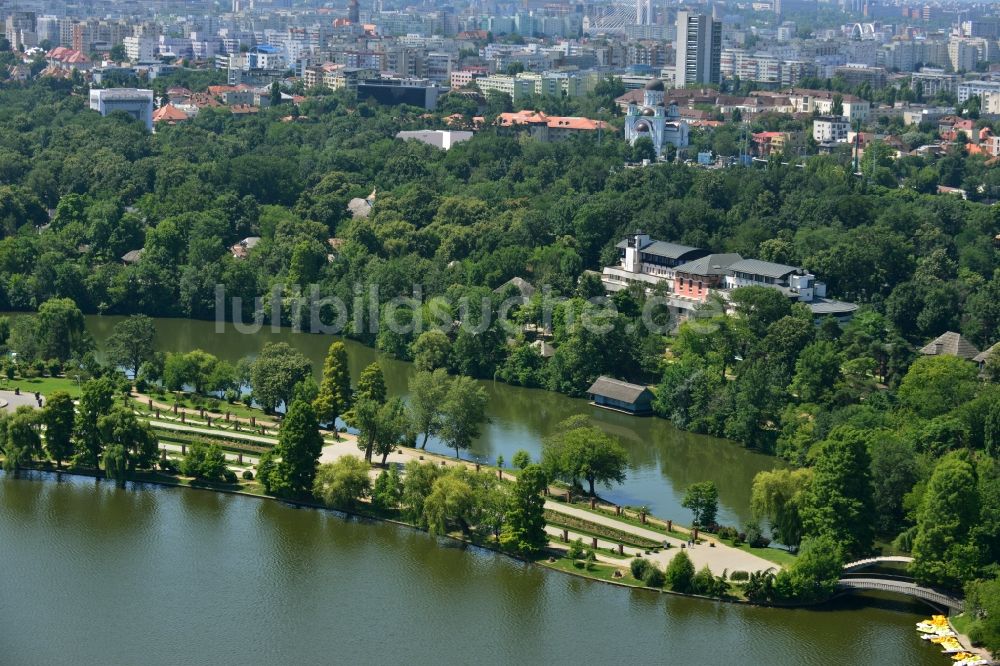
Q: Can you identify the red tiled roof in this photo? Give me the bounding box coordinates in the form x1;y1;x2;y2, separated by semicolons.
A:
152;104;189;123
496;110;607;130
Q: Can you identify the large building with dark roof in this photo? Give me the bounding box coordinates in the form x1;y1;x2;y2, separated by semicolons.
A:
601;233;857;324
601;233;709;292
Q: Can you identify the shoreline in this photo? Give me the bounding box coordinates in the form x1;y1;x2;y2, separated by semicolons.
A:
6;461;970;625
3;462;766;609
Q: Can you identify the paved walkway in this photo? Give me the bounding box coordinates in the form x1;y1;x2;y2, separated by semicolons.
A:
0;389;45;413
544;501;776;576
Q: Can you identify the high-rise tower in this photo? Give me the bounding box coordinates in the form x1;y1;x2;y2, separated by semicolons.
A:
674;11;721;88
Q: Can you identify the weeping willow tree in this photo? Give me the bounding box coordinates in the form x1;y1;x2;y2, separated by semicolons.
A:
103;444;128;487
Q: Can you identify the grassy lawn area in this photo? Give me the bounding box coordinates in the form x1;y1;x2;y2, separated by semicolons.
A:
541;557;643;586
724;540;797;568
4;375;85;398
951;612;976;636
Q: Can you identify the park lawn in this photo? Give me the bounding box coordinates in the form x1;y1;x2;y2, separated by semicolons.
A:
542;557;648;587
729;541;797;568
950;612;975;636
6;375;85;398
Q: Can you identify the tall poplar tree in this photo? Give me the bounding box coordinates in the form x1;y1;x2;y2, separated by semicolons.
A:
313;341;352;435
273;399;324;497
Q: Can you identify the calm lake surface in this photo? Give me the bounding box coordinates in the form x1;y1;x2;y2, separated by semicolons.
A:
0;471;940;666
85;315;775;526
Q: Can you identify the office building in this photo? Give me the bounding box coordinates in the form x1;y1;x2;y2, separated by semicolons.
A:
89;88;155;131
674;11;721;88
357;78;440;110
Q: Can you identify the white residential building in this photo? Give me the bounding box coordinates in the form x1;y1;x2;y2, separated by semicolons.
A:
123;35;158;63
813;116;850;143
958;80;1000;103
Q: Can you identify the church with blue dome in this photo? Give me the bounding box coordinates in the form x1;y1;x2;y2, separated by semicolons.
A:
624;79;690;158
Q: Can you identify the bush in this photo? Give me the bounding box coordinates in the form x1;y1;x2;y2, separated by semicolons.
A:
568;538;587;560
223;469;238;484
46;359;61;377
665;551;695;593
242;470;254;480
135;377;149;393
745;523;771;548
630;557;651;580
642;564;665;588
692;565;725;596
730;570;749;582
179;441;227;482
207;398;221;411
572;559;586;569
32;359;47;377
717;526;739;541
160;458;178;473
224;388;239;404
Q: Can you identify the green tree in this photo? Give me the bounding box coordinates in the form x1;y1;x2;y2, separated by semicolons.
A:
271;398;324;497
163;350;223;394
542;417;629;496
1;408;41;472
911;452;981;588
729;286;793;338
35;297;90;362
103;444;127;485
751;468;813;551
314;457;371;509
682;481;719;527
790;341;841;403
512;449;531;470
105;314;155;378
411;330;452;371
372;466;402;509
801;427;876;559
423;472;476;535
408;368;449;448
313;341;352;432
41;390;75;467
897;356;979;419
665;550;696;592
439;375;487;459
98;403;158;473
774;535;843;602
964;574;1000;654
372;397;410;466
499;463;548;555
180;440;228;482
870;436;921;537
73;376;116;468
401;460;443;525
250;342;313;412
355;362;387;404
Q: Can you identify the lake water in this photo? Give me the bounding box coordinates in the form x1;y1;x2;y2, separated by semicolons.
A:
0;471;940;666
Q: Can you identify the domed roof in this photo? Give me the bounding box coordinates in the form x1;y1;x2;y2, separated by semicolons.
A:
641;108;655;116
644;79;664;91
